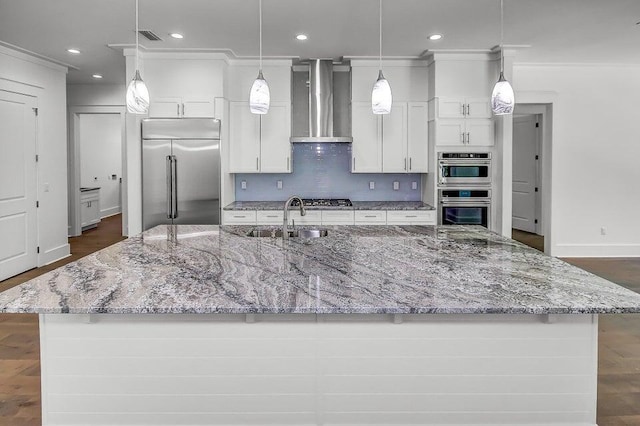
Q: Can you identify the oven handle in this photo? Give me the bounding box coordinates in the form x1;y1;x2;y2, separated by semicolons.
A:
438;160;492;166
440;200;491;206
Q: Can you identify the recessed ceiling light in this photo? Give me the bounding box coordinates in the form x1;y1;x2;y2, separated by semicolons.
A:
428;34;443;41
92;74;103;79
296;34;308;41
170;33;184;39
67;48;81;54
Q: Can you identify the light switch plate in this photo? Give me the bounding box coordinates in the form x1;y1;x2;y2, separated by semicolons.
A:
369;181;375;190
411;181;418;190
393;181;400;190
241;180;247;190
277;180;283;189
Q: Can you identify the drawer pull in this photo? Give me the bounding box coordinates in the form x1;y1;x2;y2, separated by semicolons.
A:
233;215;246;218
364;215;377;218
265;215;278;218
405;215;418;218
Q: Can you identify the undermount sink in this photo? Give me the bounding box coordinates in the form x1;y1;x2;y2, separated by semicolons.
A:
247;228;329;238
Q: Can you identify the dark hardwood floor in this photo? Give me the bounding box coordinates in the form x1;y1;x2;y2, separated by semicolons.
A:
0;218;639;425
512;228;545;252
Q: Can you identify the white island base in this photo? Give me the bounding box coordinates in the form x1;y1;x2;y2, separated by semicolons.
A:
39;313;598;426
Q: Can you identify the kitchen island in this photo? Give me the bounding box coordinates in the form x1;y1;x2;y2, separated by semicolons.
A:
1;224;639;426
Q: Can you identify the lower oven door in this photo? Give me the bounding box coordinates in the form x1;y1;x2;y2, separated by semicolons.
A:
440;202;491;228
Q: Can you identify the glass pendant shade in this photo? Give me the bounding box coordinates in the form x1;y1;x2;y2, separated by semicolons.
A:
491;72;515;115
126;70;149;114
249;71;270;114
371;70;392;115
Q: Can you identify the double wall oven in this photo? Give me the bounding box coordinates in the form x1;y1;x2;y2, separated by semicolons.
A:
437;153;492;228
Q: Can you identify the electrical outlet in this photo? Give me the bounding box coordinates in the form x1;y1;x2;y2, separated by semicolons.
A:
411;181;417;190
393;181;400;191
277;180;283;189
369;181;375;190
600;227;607;236
241;180;247;190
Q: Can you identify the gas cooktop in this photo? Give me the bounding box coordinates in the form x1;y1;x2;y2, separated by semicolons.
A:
290;198;353;207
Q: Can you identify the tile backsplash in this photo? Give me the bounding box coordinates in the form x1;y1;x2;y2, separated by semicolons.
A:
235;143;422;201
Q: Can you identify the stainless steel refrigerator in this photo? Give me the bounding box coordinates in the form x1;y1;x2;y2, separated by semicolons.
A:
142;118;221;231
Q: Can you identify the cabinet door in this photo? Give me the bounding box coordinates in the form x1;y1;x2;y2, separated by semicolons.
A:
351;102;382;173
407;102;428;173
466;119;495;146
382;103;407;173
182;100;215;118
465;98;492;119
260;102;291;173
148;98;181;118
436;97;465;118
228;102;261;172
434;119;465;146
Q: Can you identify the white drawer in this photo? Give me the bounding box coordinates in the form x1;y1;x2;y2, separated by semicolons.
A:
386;210;436;225
288;210;321;225
223;210;257;224
256;210;284;225
354;210;387;224
321;210;355;225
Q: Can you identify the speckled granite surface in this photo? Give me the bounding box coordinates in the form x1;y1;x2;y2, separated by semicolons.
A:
224;201;434;211
1;225;639;315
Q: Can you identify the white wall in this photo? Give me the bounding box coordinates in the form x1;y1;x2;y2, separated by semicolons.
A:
514;64;640;257
67;84;125;106
0;45;69;265
79;114;122;217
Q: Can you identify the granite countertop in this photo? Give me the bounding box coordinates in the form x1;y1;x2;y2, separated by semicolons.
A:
224;201;435;211
1;225;640;315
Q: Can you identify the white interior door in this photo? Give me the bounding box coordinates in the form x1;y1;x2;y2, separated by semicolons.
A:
512;115;539;233
0;90;37;281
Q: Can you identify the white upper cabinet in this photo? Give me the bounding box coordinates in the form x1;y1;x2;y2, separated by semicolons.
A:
406;102;429;172
228;102;260;173
260;102;292;173
432;97;491;119
228;101;291;173
352;102;382;173
144;58;224;118
382;103;408;173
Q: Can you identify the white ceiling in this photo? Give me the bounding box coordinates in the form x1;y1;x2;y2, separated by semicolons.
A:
1;0;640;84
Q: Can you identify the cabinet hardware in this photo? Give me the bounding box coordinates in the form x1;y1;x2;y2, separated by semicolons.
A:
406;215;418;218
353;157;356;170
404;158;407;171
234;215;246;218
266;215;278;218
364;215;377;218
461;133;465;144
466;132;470;144
409;158;412;170
256;157;259;171
36;201;39;208
177;104;180;116
37;246;40;253
181;103;185;116
32;107;38;116
466;104;470;116
461;104;465;116
287;157;290;171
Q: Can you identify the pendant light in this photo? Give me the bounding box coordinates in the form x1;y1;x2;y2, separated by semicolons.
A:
249;0;270;114
126;0;150;114
371;0;392;114
491;0;515;115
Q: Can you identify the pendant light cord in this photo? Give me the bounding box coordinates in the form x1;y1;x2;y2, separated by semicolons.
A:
379;0;382;71
500;0;504;74
135;0;139;71
259;0;263;72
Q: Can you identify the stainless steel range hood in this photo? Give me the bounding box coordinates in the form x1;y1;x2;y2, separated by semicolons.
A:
290;59;352;143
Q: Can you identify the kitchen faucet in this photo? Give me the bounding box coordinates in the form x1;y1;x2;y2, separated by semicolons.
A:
283;196;306;239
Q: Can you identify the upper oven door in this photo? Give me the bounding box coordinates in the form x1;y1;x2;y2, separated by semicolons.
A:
438;160;491;186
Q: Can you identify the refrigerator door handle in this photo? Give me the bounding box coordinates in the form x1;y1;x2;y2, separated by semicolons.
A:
171;155;178;219
166;155;173;219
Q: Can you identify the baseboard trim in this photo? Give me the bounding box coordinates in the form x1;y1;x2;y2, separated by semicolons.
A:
100;206;121;219
554;243;640;258
41;243;71;266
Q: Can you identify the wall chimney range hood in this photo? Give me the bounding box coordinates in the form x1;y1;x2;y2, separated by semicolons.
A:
290;59;352;143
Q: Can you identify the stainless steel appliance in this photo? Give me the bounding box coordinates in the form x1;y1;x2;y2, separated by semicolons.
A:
289;198;353;207
290;59;352;143
438;152;491;186
439;189;491;227
142;118;221;231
